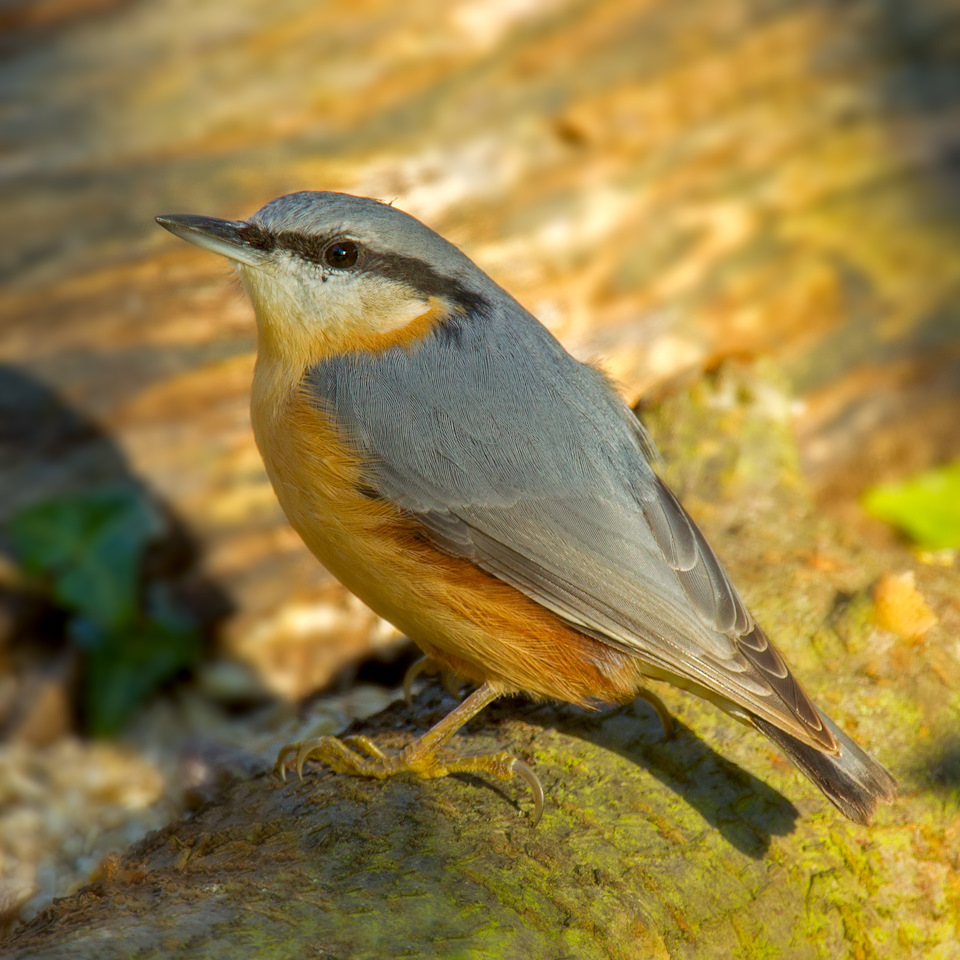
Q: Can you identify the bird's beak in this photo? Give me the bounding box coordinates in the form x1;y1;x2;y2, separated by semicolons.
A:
155;214;268;267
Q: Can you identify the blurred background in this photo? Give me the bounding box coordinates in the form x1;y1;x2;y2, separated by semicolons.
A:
2;0;959;932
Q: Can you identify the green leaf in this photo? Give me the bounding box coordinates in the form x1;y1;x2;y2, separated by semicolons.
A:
863;460;960;550
76;611;201;737
7;486;163;630
7;486;204;735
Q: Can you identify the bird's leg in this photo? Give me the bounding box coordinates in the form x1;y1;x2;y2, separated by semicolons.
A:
635;686;674;738
275;681;544;823
402;654;461;704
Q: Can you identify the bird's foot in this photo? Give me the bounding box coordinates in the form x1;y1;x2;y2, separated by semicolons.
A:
402;655;461;704
275;732;544;824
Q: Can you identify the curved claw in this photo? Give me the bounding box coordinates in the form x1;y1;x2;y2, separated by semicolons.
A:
296;738;326;779
403;655;464;704
403;656;438;706
511;759;545;827
274;742;301;782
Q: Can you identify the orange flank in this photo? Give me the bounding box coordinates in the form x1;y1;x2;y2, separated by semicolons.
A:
252;379;641;708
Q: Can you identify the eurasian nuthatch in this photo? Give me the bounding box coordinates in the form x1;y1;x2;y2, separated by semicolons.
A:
157;192;896;825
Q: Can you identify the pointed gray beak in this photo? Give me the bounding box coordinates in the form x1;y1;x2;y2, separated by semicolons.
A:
155;214;269;267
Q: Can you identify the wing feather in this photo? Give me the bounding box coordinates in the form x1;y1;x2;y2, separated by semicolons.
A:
304;308;835;752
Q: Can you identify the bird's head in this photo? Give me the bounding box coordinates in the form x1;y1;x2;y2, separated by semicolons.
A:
157;192;488;366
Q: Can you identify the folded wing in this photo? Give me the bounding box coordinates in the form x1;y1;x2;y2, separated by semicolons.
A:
305;311;836;752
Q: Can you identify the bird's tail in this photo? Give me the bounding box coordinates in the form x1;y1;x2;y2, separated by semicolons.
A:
752;710;897;824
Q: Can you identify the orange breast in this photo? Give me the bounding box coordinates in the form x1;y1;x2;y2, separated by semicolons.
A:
250;374;640;707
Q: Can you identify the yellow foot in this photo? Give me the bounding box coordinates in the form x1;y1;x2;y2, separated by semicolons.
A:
275;682;544;823
275;734;544;824
402;655;461;705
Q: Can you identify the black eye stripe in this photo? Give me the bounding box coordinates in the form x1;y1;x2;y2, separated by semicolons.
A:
248;228;358;266
246;225;489;314
236;222;276;251
364;250;487;312
279;233;328;262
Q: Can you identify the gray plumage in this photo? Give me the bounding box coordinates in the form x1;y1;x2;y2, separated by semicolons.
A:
159;191;898;823
303;300;821;732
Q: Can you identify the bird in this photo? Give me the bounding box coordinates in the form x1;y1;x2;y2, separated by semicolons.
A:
156;191;897;826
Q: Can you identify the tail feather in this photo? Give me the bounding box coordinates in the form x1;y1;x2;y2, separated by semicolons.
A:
753;710;897;824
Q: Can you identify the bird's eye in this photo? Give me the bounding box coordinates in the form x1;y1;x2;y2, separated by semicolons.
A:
323;240;359;269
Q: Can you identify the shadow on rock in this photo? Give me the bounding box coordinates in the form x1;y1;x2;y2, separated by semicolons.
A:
514;697;799;859
911;730;960;801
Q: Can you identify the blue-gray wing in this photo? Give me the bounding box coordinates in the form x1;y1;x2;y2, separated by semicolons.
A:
305;305;834;751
